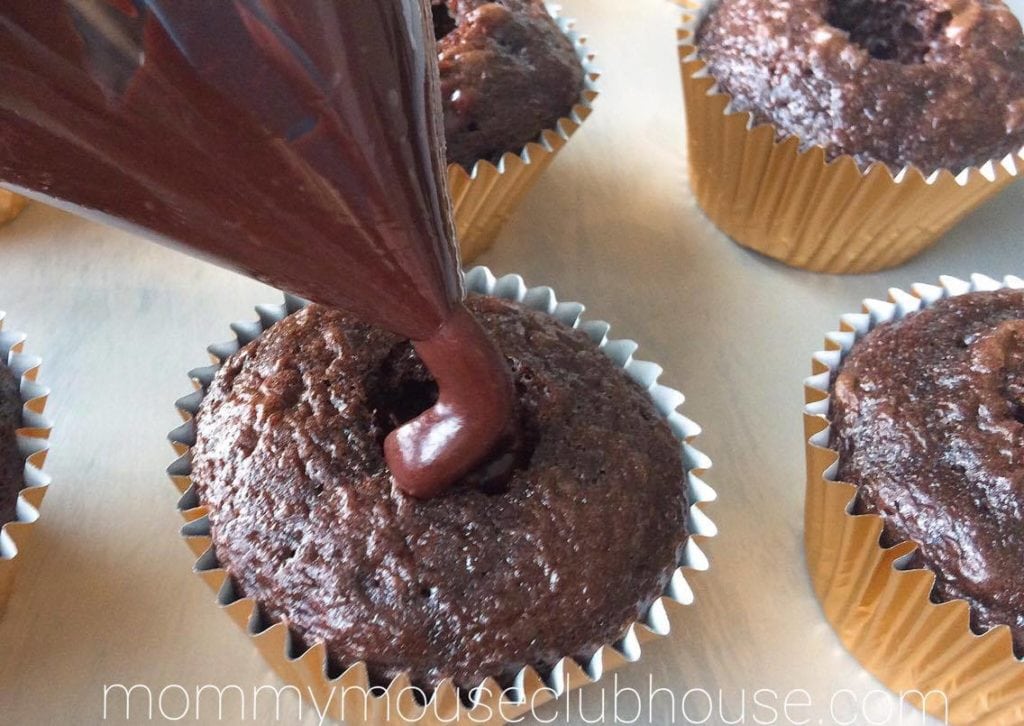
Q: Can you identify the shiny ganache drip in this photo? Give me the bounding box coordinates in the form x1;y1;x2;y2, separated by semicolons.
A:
0;0;514;497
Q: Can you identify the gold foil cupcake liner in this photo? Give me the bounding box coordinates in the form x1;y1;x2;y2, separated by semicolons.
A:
804;273;1024;725
450;5;598;262
0;190;28;227
677;1;1023;274
168;265;716;725
0;312;51;615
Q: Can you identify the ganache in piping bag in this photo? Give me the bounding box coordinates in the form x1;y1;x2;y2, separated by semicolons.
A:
0;0;515;497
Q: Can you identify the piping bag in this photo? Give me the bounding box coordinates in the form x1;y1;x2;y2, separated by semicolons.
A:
0;0;515;497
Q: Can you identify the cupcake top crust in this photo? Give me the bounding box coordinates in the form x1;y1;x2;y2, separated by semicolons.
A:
696;0;1024;171
830;289;1024;652
191;295;688;689
0;360;23;527
434;0;585;168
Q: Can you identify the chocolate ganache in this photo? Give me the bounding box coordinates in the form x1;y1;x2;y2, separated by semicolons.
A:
0;0;514;496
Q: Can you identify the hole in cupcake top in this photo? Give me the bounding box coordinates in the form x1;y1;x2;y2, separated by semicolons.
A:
369;373;440;439
431;1;456;40
825;0;952;63
366;344;537;495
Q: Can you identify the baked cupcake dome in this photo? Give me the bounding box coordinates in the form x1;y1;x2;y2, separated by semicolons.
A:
189;294;689;690
805;276;1024;724
697;0;1024;172
434;0;585;168
830;288;1024;653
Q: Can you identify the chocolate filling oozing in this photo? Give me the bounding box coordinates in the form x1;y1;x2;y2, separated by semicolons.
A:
192;295;689;690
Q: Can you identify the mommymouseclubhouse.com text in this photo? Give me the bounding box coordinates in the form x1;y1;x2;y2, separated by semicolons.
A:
102;674;948;724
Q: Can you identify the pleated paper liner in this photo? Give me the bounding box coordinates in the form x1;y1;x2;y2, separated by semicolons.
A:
167;265;717;725
0;190;28;227
450;5;598;262
0;312;52;615
677;1;1022;274
804;274;1024;725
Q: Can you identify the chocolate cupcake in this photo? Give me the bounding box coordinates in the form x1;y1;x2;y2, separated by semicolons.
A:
434;2;597;261
698;0;1024;172
171;268;715;723
435;0;584;169
678;0;1024;273
805;275;1024;725
833;288;1024;650
0;313;51;615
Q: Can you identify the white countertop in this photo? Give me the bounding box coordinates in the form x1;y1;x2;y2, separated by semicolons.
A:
0;1;1020;724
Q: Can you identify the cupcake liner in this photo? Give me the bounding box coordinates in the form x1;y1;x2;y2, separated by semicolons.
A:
0;190;28;226
168;265;716;725
804;273;1024;725
677;1;1023;274
0;312;52;615
449;5;599;262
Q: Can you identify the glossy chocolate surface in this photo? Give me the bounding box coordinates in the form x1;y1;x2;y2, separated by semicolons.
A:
385;304;515;498
0;0;515;495
831;289;1024;652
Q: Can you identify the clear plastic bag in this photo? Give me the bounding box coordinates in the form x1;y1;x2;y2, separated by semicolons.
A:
0;0;457;338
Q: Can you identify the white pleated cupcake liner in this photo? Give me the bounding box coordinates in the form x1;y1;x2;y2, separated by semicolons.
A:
168;265;716;725
0;312;52;615
804;274;1024;725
